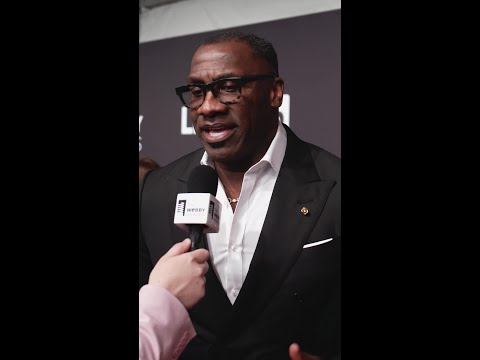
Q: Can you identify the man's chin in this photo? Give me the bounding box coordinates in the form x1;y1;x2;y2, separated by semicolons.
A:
208;140;226;149
204;143;236;164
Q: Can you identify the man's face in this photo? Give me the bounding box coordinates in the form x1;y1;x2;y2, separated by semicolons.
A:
188;41;283;170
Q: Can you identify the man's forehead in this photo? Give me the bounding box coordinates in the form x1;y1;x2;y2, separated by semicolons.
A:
190;46;239;78
188;56;233;82
192;42;253;64
189;42;265;81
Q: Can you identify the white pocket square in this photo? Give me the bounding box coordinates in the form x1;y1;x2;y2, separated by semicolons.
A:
303;238;333;249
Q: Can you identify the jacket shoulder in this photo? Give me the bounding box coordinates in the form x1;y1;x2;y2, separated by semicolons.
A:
306;143;341;182
142;148;204;186
283;123;340;182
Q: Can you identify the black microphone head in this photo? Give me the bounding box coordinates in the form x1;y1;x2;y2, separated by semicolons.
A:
187;165;218;196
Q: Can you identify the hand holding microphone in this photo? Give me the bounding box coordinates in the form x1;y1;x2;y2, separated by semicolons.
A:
174;165;221;251
148;239;209;309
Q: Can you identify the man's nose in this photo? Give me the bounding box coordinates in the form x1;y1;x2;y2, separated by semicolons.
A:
196;90;227;116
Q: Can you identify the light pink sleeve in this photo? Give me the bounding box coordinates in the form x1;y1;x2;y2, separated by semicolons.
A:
139;285;196;360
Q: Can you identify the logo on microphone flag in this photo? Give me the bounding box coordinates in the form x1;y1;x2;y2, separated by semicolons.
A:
177;200;186;216
174;193;221;233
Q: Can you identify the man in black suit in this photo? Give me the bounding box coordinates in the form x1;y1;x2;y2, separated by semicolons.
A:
139;31;340;360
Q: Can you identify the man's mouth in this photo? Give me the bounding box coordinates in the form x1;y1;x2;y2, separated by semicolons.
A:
201;125;235;143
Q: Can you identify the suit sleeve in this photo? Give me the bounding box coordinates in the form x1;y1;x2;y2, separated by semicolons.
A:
139;285;196;360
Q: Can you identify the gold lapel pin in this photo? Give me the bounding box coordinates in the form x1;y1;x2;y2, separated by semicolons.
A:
300;207;309;216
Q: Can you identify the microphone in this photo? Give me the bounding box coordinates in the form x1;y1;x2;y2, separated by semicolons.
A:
174;165;221;251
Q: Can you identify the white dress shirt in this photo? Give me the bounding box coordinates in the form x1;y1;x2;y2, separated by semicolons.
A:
200;121;287;304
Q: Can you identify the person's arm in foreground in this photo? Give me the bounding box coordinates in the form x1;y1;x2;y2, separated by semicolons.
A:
139;239;209;360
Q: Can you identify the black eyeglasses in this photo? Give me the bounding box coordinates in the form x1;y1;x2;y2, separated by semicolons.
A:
175;73;277;110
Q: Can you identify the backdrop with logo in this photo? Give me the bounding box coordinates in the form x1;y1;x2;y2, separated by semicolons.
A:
139;9;340;166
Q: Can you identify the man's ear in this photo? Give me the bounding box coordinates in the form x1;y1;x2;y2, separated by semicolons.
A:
270;77;284;108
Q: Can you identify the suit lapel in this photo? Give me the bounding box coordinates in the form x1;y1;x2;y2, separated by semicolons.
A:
219;126;337;340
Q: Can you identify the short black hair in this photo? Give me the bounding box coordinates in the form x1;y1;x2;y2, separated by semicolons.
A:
201;31;279;76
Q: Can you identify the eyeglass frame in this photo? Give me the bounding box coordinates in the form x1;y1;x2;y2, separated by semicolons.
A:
174;73;277;110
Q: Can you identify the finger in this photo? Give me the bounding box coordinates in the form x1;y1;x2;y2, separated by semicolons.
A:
190;248;210;263
162;239;192;259
199;261;209;275
289;343;301;360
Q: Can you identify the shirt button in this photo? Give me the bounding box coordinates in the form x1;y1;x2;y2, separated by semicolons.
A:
231;245;237;252
232;289;238;297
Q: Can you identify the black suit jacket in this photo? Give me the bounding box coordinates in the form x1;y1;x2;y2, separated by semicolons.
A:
139;125;341;360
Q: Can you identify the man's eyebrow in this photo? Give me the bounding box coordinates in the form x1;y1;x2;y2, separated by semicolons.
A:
187;73;239;84
213;73;238;81
187;77;204;84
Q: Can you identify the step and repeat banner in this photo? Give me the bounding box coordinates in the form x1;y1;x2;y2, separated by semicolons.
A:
139;10;340;167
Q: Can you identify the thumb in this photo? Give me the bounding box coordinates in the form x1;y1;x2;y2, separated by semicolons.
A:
162;239;191;259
